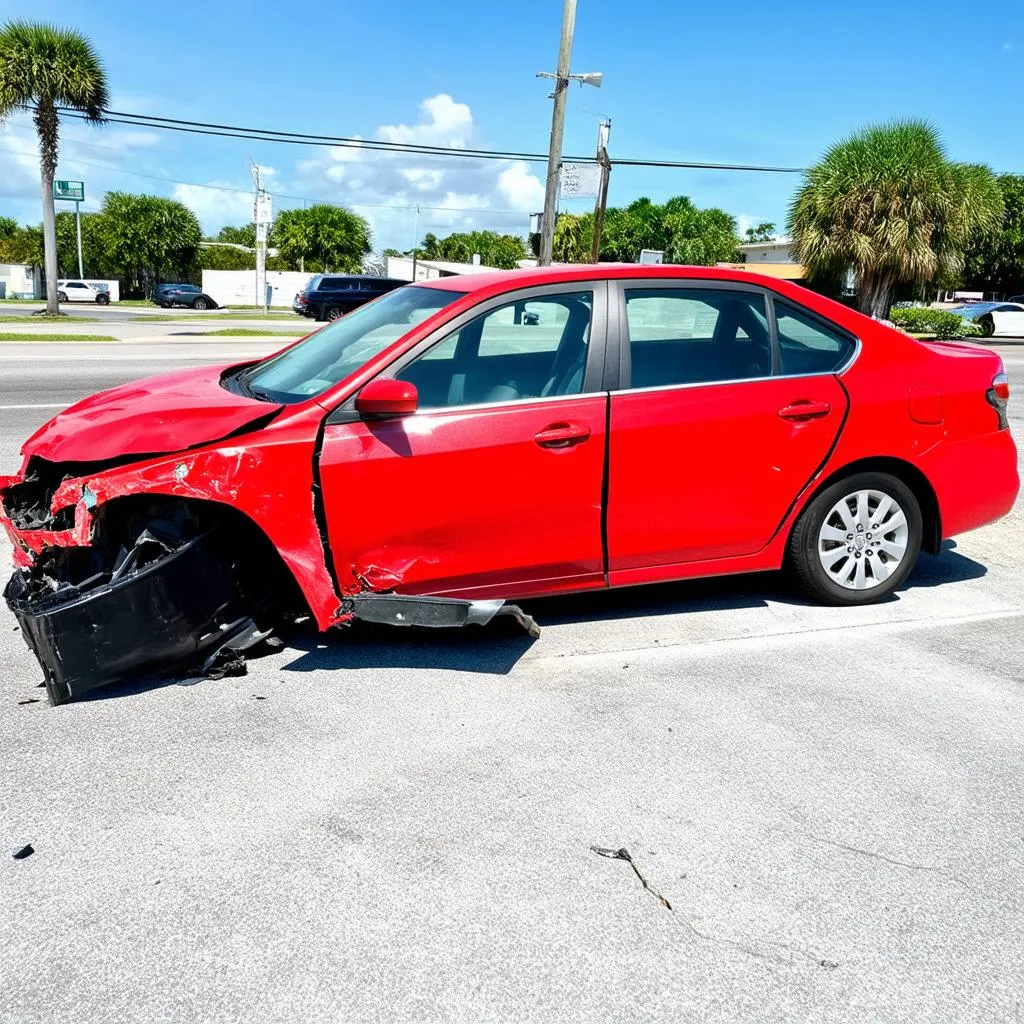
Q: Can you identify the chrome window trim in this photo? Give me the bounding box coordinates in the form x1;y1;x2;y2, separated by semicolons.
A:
408;389;605;417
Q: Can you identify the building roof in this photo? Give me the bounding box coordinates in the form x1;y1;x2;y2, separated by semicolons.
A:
736;239;793;253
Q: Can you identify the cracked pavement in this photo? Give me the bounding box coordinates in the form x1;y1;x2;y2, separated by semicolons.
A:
1;342;1023;1023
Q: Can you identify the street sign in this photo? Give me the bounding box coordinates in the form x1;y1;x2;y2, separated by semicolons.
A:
53;180;85;202
253;192;273;225
559;162;601;199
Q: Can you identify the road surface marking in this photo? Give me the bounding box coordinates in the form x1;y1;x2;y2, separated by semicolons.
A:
0;403;68;410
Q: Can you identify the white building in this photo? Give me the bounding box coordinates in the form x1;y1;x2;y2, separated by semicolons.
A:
385;255;503;282
0;263;42;299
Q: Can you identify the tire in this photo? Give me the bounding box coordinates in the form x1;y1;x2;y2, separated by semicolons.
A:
979;315;995;338
787;471;923;606
325;305;344;321
96;293;110;305
192;297;209;311
56;291;67;303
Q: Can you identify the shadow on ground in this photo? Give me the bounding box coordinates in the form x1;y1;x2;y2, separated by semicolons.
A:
41;543;989;701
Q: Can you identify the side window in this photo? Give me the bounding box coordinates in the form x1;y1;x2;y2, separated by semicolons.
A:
624;288;770;389
68;282;86;289
321;277;345;290
774;301;855;375
395;291;593;409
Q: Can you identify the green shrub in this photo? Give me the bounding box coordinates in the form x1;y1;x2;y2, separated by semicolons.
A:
888;306;982;339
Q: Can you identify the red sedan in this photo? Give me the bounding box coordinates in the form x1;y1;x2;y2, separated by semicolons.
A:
1;265;1018;702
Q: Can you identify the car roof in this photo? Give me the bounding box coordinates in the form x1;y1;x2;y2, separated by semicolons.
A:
414;263;800;293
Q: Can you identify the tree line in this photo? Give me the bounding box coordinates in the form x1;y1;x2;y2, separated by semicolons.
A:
0;197;374;298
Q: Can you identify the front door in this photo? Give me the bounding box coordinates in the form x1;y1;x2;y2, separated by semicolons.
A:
317;285;609;599
605;283;853;577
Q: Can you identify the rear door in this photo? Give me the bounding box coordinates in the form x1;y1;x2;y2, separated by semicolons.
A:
605;281;853;578
317;282;610;598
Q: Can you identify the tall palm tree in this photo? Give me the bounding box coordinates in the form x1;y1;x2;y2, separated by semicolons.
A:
789;120;1003;318
0;21;108;315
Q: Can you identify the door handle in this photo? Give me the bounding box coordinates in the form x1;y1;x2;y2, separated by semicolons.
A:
778;400;832;422
534;422;592;448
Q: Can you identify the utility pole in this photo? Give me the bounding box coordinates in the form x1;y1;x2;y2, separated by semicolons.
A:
411;204;420;281
249;157;270;313
591;119;611;264
538;0;577;266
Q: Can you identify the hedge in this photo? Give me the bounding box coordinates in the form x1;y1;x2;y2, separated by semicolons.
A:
888;306;982;340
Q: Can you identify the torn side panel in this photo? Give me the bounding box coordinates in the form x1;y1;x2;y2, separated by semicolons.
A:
342;592;541;638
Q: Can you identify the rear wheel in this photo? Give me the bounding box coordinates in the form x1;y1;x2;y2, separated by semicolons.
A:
979;315;995;338
192;297;209;310
56;291;67;303
95;293;110;305
787;472;922;605
325;305;344;321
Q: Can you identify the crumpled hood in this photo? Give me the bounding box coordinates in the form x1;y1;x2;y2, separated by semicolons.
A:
21;363;281;463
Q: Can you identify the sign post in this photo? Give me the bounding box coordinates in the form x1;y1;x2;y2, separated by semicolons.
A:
53;180;86;278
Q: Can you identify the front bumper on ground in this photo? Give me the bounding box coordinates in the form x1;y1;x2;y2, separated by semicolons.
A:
5;531;242;705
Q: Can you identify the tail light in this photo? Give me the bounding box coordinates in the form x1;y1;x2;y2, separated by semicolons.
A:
298;294;308;305
986;370;1010;429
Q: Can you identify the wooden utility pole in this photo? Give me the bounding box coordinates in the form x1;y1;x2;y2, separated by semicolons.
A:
538;0;577;266
591;119;611;263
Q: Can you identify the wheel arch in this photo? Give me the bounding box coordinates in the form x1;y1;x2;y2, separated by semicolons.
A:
793;456;941;555
93;493;314;618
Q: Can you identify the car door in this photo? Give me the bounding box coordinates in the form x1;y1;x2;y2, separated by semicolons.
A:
317;282;610;599
605;282;853;580
65;282;89;302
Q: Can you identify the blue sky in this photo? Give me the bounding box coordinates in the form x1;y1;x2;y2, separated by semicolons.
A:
1;0;1020;251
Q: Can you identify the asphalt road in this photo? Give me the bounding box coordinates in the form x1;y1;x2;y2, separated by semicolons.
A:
1;342;1022;1024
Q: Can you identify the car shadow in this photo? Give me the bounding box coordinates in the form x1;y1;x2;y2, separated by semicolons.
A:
907;540;987;587
69;544;990;699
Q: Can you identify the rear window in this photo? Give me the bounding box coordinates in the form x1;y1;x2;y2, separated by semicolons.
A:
775;301;856;375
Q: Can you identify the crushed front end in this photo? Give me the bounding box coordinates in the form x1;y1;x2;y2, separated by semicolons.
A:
1;459;268;705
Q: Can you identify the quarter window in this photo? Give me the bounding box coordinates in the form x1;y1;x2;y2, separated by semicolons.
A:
396;291;593;408
624;288;771;388
774;301;855;375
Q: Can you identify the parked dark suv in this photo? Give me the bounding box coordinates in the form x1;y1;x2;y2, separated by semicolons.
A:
294;275;406;321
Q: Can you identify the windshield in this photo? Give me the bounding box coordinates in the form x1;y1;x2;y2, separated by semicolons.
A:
241;285;465;403
949;303;997;314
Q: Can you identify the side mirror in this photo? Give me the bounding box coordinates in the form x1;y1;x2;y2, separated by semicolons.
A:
355;378;418;418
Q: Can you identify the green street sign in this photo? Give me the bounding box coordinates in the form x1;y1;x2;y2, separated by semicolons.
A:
53;180;85;202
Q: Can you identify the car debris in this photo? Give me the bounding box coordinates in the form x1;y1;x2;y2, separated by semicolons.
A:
342;593;541;638
12;843;35;860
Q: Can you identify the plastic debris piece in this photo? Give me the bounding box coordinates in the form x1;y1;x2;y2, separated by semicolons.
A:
12;844;34;860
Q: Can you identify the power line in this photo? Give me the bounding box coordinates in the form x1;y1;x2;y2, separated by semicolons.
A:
48;106;805;174
0;141;534;217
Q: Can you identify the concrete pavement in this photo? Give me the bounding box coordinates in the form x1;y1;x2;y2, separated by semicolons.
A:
0;342;1022;1024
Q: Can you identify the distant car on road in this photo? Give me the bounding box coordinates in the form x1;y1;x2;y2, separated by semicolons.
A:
56;280;110;305
948;301;1024;337
153;284;219;310
294;274;406;321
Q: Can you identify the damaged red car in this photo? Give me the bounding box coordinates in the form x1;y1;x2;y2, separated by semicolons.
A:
2;265;1018;703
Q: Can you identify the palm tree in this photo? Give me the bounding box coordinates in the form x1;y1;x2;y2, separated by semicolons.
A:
0;21;108;315
789;120;1003;318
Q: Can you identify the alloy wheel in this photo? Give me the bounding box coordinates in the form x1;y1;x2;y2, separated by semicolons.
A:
817;488;909;591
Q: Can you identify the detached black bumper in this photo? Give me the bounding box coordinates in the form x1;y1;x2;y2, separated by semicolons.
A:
5;532;241;705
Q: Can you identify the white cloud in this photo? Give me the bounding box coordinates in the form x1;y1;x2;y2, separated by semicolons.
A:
0;94;543;251
171;181;254;232
283;93;543;249
1001;41;1014;52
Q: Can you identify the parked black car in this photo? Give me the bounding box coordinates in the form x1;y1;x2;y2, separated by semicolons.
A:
294;274;406;321
153;284;219;310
